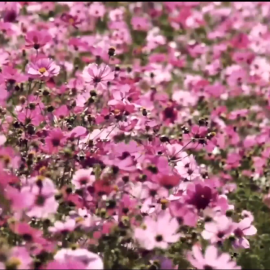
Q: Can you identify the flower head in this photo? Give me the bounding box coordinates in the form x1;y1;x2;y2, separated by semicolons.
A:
25;30;52;50
26;57;60;80
82;63;114;91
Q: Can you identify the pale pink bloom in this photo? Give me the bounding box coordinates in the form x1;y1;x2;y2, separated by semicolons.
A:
89;2;106;17
7;247;33;269
49;219;76;234
131;16;150;31
72;168;96;189
21;177;58;219
175;154;200;181
54;248;103;269
69;208;94;228
5;185;35;212
68;126;87;139
0;134;6;146
82;63;114;90
109;7;125;21
26;57;60;80
0;50;9;66
172;90;198;107
188;245;241;269
202;215;234;243
233;218;257;249
47;258;86;269
134;210;181;250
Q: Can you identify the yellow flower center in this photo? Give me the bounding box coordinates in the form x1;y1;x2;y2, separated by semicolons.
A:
160;198;168;204
0;155;10;165
6;257;21;269
69;18;75;24
38;67;47;74
75;217;84;223
39;166;47;176
36;175;45;181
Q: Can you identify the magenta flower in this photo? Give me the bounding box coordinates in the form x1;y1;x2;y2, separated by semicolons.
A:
44;128;65;154
26;57;60;80
25;30;52;50
82;63;114;90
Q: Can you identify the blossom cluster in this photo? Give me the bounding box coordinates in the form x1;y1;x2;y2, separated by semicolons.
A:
0;2;269;269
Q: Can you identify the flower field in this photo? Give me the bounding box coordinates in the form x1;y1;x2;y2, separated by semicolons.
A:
0;2;269;269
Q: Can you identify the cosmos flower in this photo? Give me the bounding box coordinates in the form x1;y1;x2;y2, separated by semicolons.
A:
188;245;241;269
26;57;60;80
82;63;114;90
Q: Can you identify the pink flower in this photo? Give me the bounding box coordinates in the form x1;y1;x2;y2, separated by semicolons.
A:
11;222;43;243
44;128;65;154
89;2;106;18
6;247;33;269
0;134;6;146
0;49;10;66
201;215;234;243
21;177;58;219
5;185;35;212
68;126;87;139
0;2;20;23
82;63;114;90
54;248;103;269
134;211;181;250
185;182;217;211
47;259;86;269
0;66;27;85
169;201;198;227
49;219;76;234
17;108;44;126
26;57;60;80
131;17;150;31
188;245;241;269
61;13;82;28
72;168;96;189
233;217;257;249
25;30;52;49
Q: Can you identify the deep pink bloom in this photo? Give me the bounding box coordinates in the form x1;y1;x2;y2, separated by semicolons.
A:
25;30;52;49
61;13;82;28
11;222;43;243
44;128;65;154
185;182;217;211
